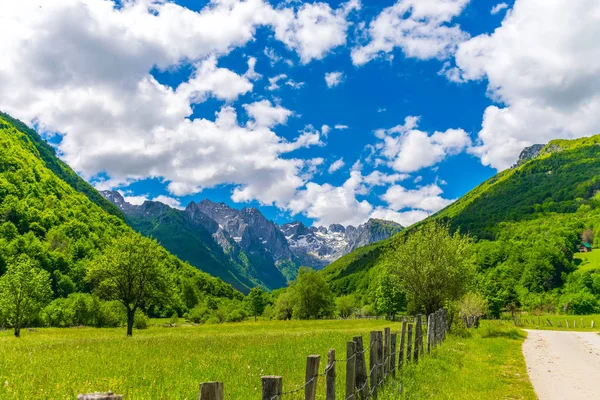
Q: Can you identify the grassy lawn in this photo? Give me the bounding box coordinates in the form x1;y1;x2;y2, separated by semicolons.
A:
382;321;536;400
574;249;600;272
0;320;533;399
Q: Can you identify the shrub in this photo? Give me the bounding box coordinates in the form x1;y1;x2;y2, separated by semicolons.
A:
133;312;149;330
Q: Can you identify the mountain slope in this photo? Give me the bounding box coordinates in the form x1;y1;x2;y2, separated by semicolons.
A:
0;111;123;220
101;191;285;292
0;113;240;310
323;135;600;302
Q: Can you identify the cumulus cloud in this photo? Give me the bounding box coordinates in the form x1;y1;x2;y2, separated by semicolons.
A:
450;0;600;170
243;100;294;128
381;184;453;212
288;170;373;226
334;124;349;130
372;116;471;172
351;0;470;65
490;3;509;14
0;0;357;210
328;158;345;173
325;71;345;88
273;0;361;64
176;56;253;103
153;195;185;210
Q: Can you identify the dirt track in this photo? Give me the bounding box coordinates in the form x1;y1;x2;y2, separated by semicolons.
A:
523;330;600;399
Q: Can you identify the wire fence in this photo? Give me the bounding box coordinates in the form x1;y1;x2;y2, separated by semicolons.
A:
77;309;449;400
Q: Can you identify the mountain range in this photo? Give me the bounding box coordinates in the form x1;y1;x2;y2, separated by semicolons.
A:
100;190;403;292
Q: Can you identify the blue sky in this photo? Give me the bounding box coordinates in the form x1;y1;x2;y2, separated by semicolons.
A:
2;0;598;227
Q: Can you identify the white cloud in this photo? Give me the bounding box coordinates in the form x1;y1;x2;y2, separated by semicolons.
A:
244;57;262;81
451;0;600;170
153;195;184;210
370;208;430;227
334;124;349;130
325;71;345;88
176;56;253;103
490;3;509;14
267;74;304;90
373;116;471;172
321;125;331;137
273;0;360;64
243;100;294;128
381;184;453;212
377;107;387;113
328;158;345;173
288;170;373;226
351;0;470;65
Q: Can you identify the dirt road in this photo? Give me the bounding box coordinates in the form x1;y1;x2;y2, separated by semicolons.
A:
523;329;600;399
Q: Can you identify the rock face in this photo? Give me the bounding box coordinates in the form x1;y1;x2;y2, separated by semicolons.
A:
100;191;403;287
280;218;403;269
516;144;546;166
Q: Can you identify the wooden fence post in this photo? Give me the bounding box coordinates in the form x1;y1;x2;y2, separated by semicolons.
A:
384;327;390;375
399;321;406;369
199;382;223;400
406;324;413;364
377;331;384;385
427;313;434;353
346;341;356;400
414;316;420;363
369;331;379;399
390;333;397;378
78;393;122;400
305;355;320;400
326;349;335;400
353;336;368;400
262;376;282;400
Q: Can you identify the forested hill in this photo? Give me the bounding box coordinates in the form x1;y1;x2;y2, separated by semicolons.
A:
0;113;241;318
323;135;600;314
0;111;123;219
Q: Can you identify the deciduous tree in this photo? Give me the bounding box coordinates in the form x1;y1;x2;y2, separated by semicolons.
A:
386;221;474;315
87;234;172;336
0;255;52;337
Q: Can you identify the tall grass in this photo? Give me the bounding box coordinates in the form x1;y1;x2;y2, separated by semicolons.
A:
0;320;534;399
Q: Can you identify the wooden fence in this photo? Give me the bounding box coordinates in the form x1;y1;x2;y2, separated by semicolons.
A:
512;316;595;329
78;309;449;400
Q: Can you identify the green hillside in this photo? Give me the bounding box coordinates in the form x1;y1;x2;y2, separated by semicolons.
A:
323;135;600;314
0;112;124;220
0;113;242;324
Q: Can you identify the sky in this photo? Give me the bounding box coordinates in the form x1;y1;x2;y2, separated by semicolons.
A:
1;0;599;228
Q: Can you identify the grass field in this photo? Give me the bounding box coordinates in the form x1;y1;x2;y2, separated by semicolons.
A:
574;249;600;272
381;321;536;400
0;320;533;399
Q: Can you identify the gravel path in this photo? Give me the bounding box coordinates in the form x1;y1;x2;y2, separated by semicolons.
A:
523;330;600;400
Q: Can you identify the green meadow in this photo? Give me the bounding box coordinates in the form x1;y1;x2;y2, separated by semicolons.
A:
0;320;534;399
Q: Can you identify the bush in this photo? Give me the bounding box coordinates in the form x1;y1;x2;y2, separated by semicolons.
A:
561;291;599;315
133;312;150;330
187;305;210;324
205;316;220;324
170;312;179;327
226;310;245;323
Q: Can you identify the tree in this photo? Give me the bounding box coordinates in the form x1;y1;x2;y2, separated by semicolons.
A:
458;292;487;328
582;229;595;244
246;287;266;321
374;274;405;318
386;221;474;315
0;255;52;337
87;235;172;336
336;295;357;318
291;268;334;320
274;290;295;320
